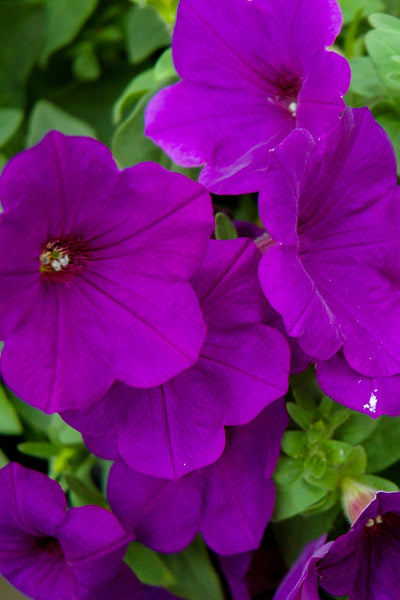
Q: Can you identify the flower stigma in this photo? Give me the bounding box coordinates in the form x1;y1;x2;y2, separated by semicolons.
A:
39;238;89;283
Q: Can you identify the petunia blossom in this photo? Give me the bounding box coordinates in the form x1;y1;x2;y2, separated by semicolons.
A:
0;131;214;413
258;107;400;377
0;462;132;600
145;0;350;194
107;400;287;555
63;238;290;479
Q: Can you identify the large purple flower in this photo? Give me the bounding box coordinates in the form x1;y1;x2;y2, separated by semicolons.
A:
63;238;290;479
0;132;214;413
273;492;400;599
258;107;400;377
145;0;350;194
0;462;135;600
107;400;287;555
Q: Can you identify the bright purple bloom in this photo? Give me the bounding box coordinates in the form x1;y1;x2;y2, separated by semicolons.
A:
316;351;400;417
317;492;400;599
63;238;290;479
107;400;287;555
0;462;134;600
273;492;400;599
258;107;400;376
145;0;350;194
219;553;252;600
0;131;214;413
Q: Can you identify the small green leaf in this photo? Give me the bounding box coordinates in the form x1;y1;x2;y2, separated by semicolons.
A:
125;542;177;588
347;56;386;104
281;431;307;458
0;448;9;468
273;477;328;521
0;108;23;148
335;409;378;444
358;473;399;492
274;456;303;485
366;24;400;99
307;420;327;445
48;414;83;446
0;382;22;435
27;100;97;147
11;394;53;434
126;5;170;64
72;42;101;81
154;48;176;81
112;91;164;167
339;0;384;25
214;213;238;240
113;69;156;124
64;472;108;508
286;402;314;430
343;445;367;477
18;441;61;459
364;415;400;472
369;12;400;32
41;0;98;64
304;451;327;480
160;536;224;600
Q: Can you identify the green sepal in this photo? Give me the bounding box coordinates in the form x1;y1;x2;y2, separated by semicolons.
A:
273;456;304;485
358;473;399;492
273;477;328;521
286;402;314;430
214;213;238;240
281;431;308;458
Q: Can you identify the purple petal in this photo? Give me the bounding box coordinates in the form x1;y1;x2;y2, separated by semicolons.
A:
57;505;132;588
107;461;203;553
219;553;252;600
201;401;287;555
317;352;400;417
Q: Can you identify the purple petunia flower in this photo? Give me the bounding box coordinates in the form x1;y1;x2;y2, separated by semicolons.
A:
258;107;400;377
0;462;137;600
0;131;214;413
316;351;400;417
145;0;350;194
107;400;287;556
273;491;400;599
62;238;290;479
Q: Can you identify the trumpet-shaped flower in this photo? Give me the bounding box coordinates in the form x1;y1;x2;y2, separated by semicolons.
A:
145;0;350;194
0;131;214;413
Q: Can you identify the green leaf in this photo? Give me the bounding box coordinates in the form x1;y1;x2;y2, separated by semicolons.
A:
72;42;101;82
376;112;400;171
113;69;156;124
154;48;176;81
339;0;384;25
273;477;328;521
348;56;386;103
18;441;61;459
48;414;83;446
0;108;23;148
335;409;378;444
11;394;53;434
112;91;164;167
358;473;399;492
286;402;314;430
0;2;45;104
41;0;98;64
366;23;400;99
0;382;22;435
281;431;307;458
343;445;367;477
27;100;97;147
363;415;400;472
126;5;170;64
125;542;177;588
214;213;238;240
304;451;327;480
0;448;9;468
369;12;400;32
160;536;224;600
131;0;179;24
274;456;303;485
64;472;108;508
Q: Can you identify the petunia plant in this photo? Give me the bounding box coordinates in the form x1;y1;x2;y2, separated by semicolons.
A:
3;1;400;600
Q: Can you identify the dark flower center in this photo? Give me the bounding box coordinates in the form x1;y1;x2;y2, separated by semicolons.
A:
364;511;400;540
272;73;302;117
40;237;89;283
35;535;64;557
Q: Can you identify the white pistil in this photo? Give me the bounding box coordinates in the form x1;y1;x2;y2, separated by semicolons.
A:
51;260;62;271
288;101;297;116
59;255;70;267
